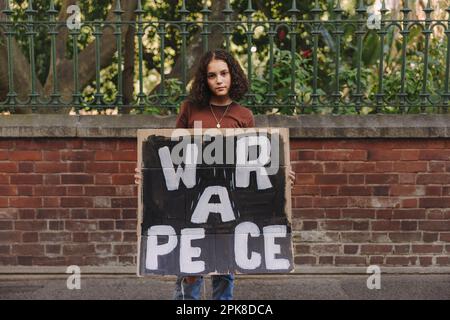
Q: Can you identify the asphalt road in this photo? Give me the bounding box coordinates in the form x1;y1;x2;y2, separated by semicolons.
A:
0;274;449;300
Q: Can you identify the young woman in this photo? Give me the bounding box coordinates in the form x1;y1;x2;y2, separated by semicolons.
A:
135;49;295;300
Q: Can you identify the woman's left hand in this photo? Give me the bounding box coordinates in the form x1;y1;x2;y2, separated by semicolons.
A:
288;168;295;187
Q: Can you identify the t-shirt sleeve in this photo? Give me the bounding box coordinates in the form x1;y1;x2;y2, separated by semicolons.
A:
175;101;189;129
244;109;255;128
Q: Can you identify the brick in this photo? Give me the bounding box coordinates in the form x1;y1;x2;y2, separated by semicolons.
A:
113;244;136;255
391;185;425;196
320;186;339;196
95;244;112;255
0;231;21;243
73;232;89;242
293;174;314;185
115;220;137;230
48;221;64;231
353;221;369;230
95;174;112;185
341;162;375;173
335;256;366;265
36;209;70;219
372;221;401;231
367;150;401;161
294;256;317;265
440;233;450;242
291;162;323;173
341;232;371;243
429;161;446;172
45;244;61;255
22;232;38;242
95;151;113;161
83;140;117;151
89;232;122;242
65;221;97;231
412;245;444;254
295;245;310;254
316;150;366;161
419;150;450;160
360;245;392;254
417;174;450;185
84;257;117;266
315;174;347;185
9;151;42;161
324;209;340;219
84;186;117;196
12;244;44;255
10;175;43;185
393;245;410;254
420;221;450;231
366;174;398;184
401;221;417;231
17;186;33;196
392;162;427;173
0;245;10;255
111;174;134;185
400;150;420;160
369;256;385;265
68;162;85;173
297;151;315;160
34;186;66;196
61;151;95;161
342;209;375;219
43;151;60;161
385;256;415;266
63;244;95;255
35;163;68;173
122;232;137;242
301;221;318;230
310;244;341;254
292;209;324;219
117;140;136;150
39;232;72;242
348;174;365;184
375;162;393;172
98;220;115;230
339;186;371;196
111;198;137;209
117;186;136;197
61;197;93;208
119;163;137;174
392;209;425;219
373;186;390;196
14;220;47;231
344;245;359;254
87;209;121;219
67;186;83;196
423;232;439;243
86;163;119;173
112;151;137;161
17;209;34;219
313;197;347;208
323;162;341;173
0;186;17;196
321;221;352;230
0;221;13;230
389;232;422;242
401;199;418;208
43;174;60;185
0;163;18;173
61;174;94;185
318;256;334;265
43;197;60;207
17;163;35;173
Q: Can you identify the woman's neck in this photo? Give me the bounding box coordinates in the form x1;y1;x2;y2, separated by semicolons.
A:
209;95;233;106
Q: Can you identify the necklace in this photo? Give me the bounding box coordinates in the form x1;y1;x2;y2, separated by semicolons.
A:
209;102;232;128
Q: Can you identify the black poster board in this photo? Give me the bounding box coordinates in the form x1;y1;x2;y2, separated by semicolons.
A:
137;128;293;276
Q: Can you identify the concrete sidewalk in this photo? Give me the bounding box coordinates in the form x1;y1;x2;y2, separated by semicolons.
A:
0;274;449;300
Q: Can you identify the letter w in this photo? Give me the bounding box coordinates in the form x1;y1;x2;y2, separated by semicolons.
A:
158;144;198;190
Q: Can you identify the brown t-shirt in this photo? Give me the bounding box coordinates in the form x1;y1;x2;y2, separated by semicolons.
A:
175;100;254;129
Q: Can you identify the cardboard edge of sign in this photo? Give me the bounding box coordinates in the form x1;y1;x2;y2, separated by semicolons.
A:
136;128;293;277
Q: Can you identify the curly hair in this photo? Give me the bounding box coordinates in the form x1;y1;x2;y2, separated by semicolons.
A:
187;49;249;108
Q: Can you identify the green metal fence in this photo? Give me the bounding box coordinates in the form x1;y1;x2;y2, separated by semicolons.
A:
0;0;450;114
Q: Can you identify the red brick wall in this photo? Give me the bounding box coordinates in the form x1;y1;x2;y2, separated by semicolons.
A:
0;137;449;268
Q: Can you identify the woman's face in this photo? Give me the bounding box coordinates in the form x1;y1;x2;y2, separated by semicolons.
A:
206;59;231;98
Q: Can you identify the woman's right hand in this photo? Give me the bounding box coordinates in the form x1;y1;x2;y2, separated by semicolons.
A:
134;167;142;185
